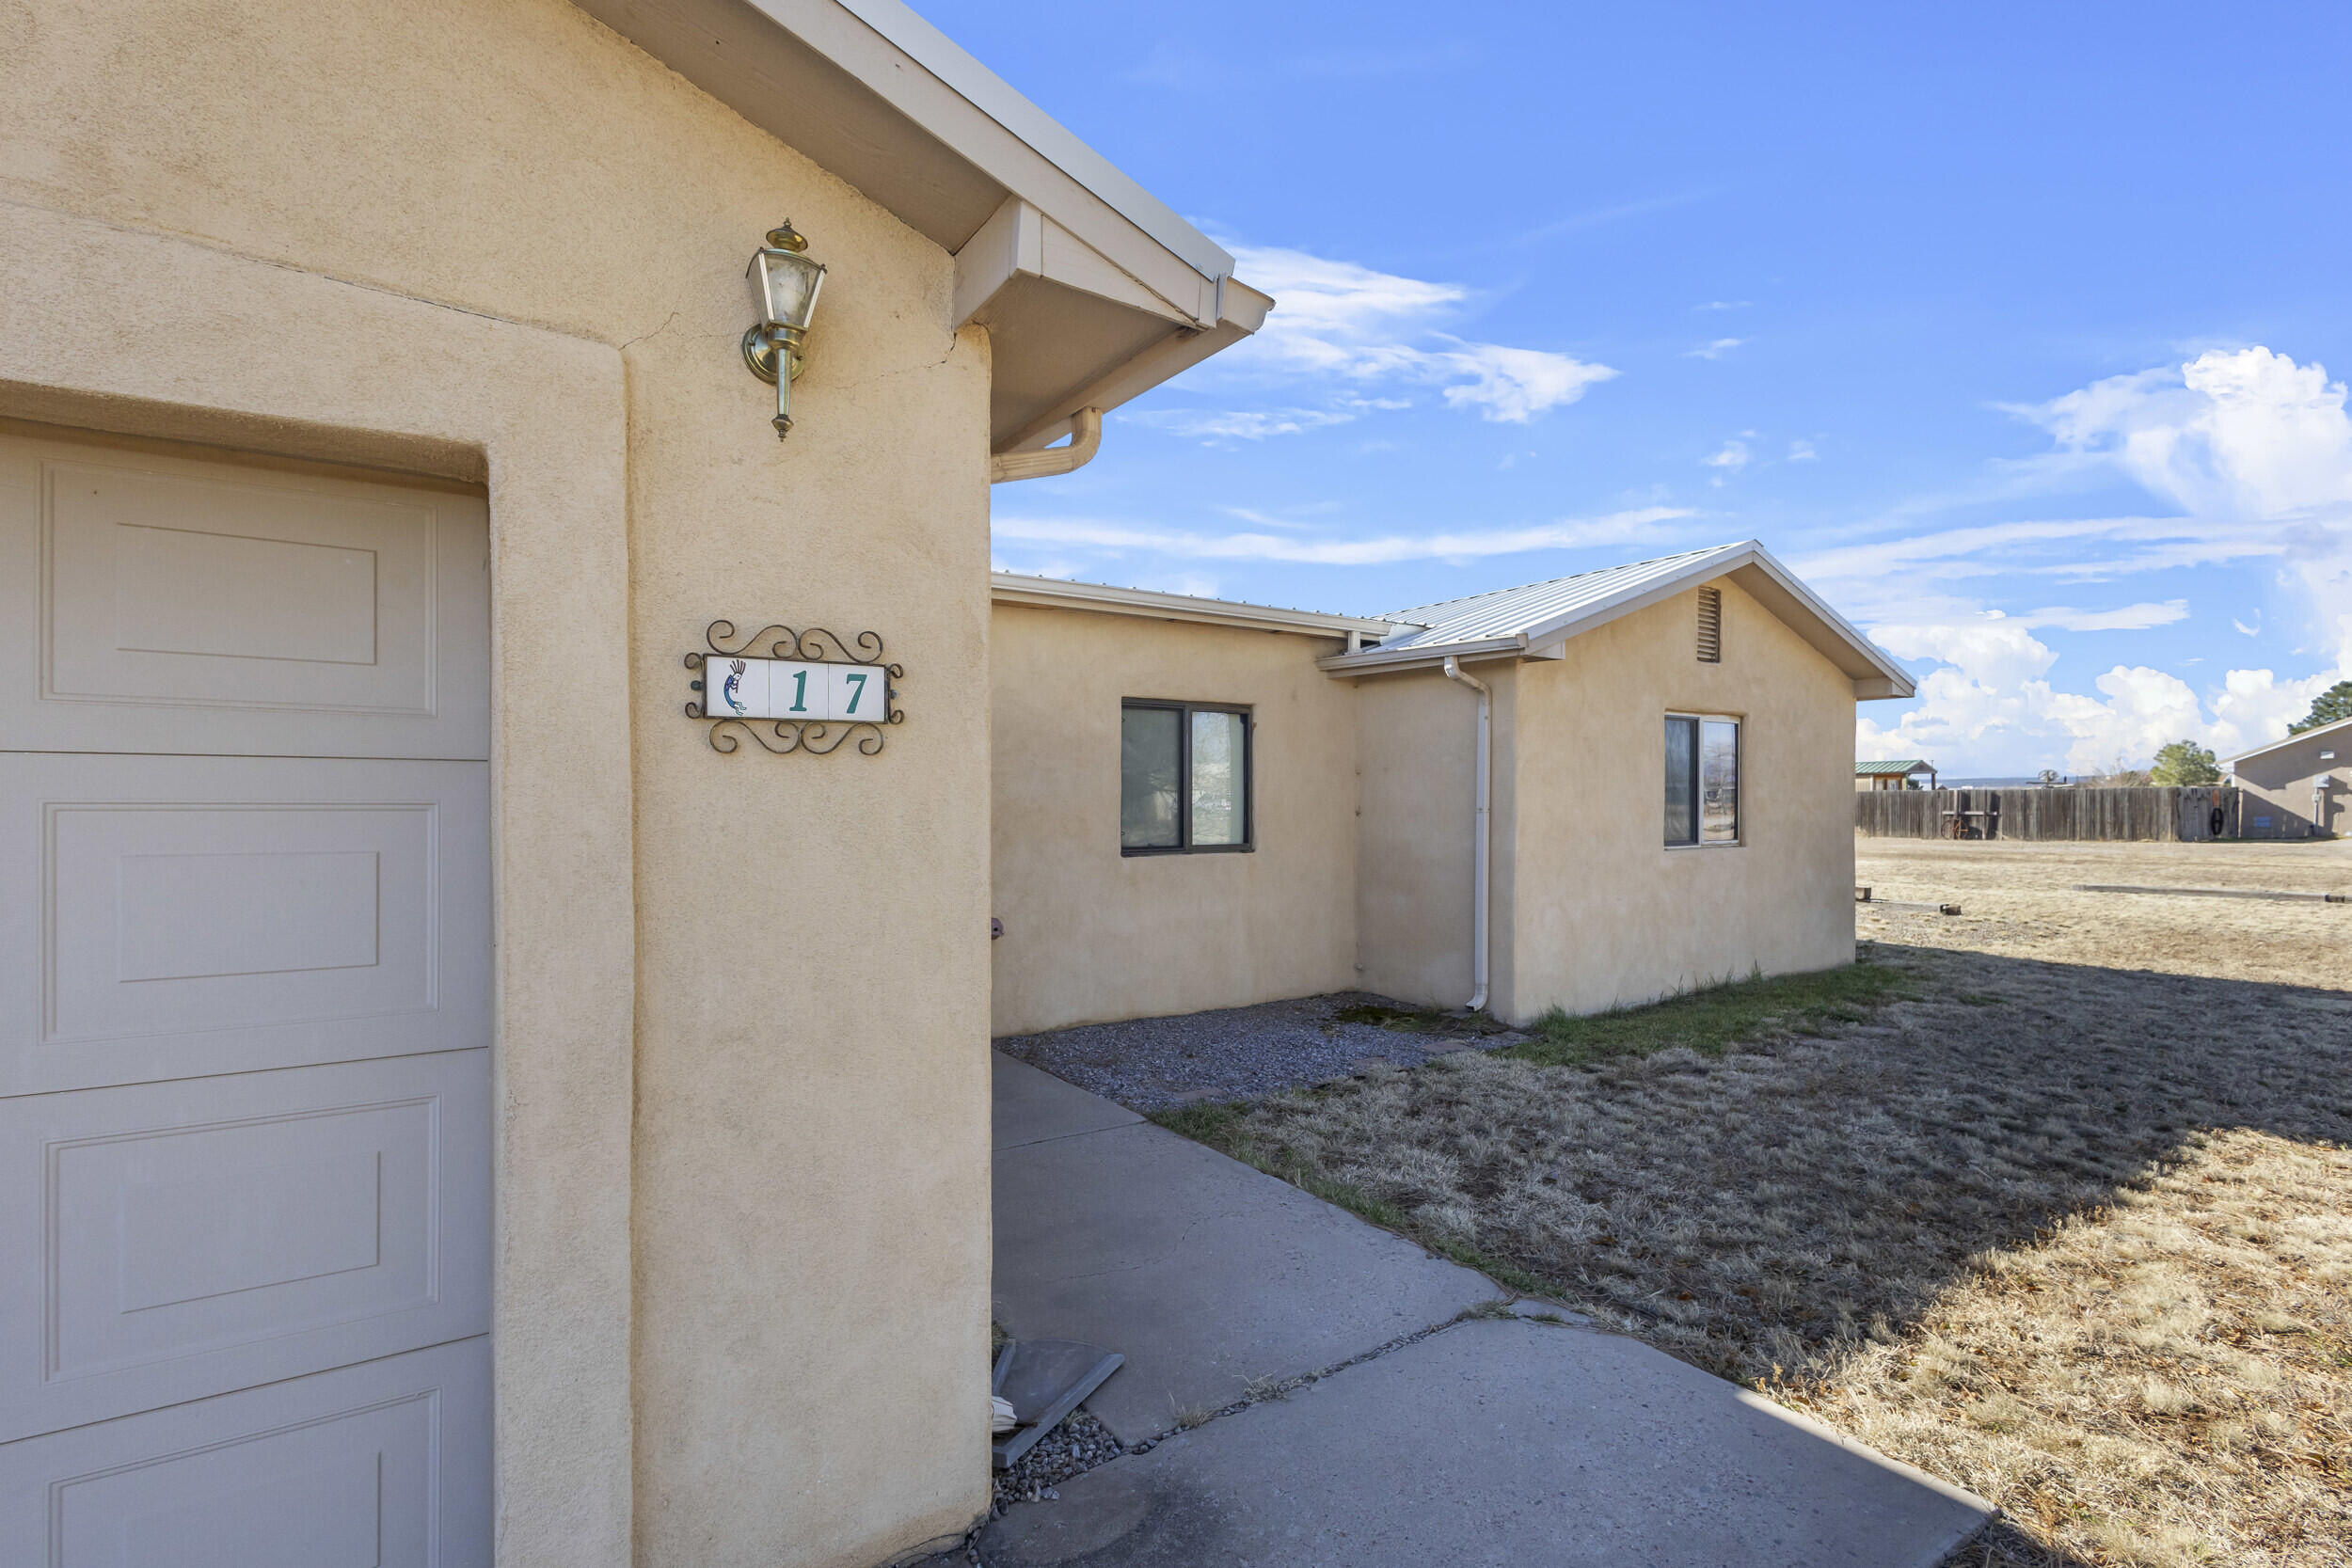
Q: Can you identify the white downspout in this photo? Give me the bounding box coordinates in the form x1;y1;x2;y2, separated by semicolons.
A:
989;407;1102;483
1441;656;1490;1014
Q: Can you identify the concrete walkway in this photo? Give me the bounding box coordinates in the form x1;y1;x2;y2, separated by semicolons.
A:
987;1052;1992;1566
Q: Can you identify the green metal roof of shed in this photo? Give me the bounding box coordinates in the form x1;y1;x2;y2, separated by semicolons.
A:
1856;759;1933;775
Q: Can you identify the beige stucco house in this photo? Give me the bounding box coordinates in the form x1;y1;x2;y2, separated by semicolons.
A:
992;543;1916;1037
2226;716;2348;837
0;4;1273;1566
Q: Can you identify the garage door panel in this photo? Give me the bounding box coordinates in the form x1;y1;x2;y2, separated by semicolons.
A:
0;428;491;1561
0;1337;489;1568
0;1053;488;1442
0;756;488;1097
0;436;487;760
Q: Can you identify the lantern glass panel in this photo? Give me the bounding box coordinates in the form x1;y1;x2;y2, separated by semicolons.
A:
754;251;826;331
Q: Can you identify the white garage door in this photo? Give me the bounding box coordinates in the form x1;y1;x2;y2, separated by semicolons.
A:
0;432;493;1566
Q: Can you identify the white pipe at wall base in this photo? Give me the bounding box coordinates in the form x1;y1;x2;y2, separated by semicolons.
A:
1441;656;1491;1014
989;407;1102;483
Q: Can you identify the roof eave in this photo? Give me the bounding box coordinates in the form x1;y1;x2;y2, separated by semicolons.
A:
992;573;1392;640
571;0;1261;452
1721;547;1915;699
1317;635;1530;674
2223;712;2352;765
1497;542;1916;700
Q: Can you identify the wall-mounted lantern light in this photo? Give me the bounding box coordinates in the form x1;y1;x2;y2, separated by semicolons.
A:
742;221;827;438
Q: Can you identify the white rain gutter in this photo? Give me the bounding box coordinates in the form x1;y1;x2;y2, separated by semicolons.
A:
990;407;1101;483
1441;656;1491;1014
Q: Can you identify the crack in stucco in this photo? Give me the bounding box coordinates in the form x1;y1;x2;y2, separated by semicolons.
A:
618;310;681;353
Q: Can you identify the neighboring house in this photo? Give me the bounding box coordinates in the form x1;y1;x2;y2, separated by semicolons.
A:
0;5;1268;1567
2225;717;2350;837
1855;758;1939;791
993;542;1916;1036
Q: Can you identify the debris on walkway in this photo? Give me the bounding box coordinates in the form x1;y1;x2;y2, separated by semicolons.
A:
992;1338;1124;1470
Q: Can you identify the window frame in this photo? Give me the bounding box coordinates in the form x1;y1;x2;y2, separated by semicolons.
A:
1664;710;1742;849
1120;698;1255;856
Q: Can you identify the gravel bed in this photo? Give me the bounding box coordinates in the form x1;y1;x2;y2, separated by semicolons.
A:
989;1409;1122;1513
995;990;1525;1113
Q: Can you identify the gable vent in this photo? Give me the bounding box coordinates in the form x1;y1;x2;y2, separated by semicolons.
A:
1696;587;1723;662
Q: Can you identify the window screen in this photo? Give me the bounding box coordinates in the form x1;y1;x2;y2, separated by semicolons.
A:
1666;714;1740;846
1121;701;1252;853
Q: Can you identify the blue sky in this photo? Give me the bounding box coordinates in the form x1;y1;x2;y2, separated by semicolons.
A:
929;0;2352;776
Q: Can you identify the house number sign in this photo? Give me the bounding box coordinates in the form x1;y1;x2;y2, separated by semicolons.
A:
684;620;903;755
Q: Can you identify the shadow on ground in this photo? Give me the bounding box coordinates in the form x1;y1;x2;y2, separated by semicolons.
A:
1154;942;2352;1390
996;990;1520;1113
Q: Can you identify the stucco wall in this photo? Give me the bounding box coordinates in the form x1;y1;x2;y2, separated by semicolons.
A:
1352;666;1493;1009
990;604;1359;1036
2233;729;2346;837
1502;580;1857;1022
2;4;993;1566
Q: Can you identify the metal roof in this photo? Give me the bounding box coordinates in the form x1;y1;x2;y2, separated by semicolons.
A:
1856;760;1934;775
1317;540;1915;698
1376;545;1741;646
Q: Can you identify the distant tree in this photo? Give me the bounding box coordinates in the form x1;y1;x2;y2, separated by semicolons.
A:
2090;754;2151;788
2289;680;2352;734
2149;740;2221;786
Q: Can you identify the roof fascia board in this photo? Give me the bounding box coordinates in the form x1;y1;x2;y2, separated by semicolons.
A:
830;0;1235;281
786;0;1220;321
1722;555;1915;696
1317;541;1915;696
2224;712;2352;764
992;574;1391;638
1318;636;1528;674
587;0;1226;323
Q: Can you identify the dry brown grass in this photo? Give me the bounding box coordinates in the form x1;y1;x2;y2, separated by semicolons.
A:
1164;839;2352;1567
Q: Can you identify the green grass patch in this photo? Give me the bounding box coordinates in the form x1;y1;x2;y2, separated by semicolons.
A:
1502;960;1917;1069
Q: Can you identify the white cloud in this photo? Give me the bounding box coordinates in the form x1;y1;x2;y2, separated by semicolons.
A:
2018;600;2189;632
1854;608;2344;774
1125;407;1359;441
1695;300;1751;311
1219;245;1617;423
1788;439;1817;462
1436;341;1613;420
2014;345;2352;665
1702;438;1751;472
2233;615;2260;637
1840;347;2352;772
1685;338;1744;360
991;506;1690;567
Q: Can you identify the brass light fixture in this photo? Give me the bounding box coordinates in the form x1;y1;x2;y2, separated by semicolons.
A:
742;221;827;438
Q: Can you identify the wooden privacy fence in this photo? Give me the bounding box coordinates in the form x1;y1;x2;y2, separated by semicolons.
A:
1855;786;2238;842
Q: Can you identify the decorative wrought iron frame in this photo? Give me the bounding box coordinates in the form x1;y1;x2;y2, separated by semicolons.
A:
684;620;904;755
